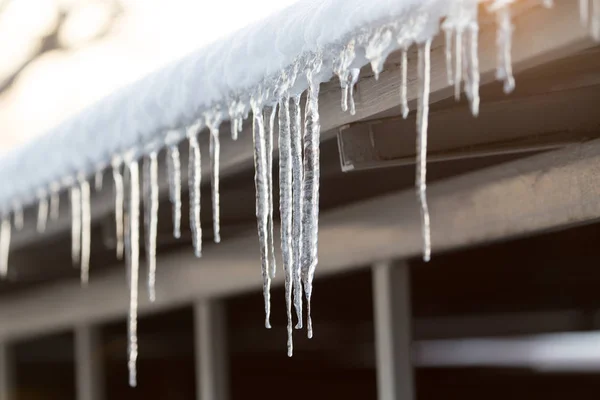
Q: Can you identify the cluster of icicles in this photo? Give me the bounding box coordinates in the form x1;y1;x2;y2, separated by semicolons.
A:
0;0;597;388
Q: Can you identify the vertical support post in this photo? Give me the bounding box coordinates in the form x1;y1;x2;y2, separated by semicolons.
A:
0;342;15;400
372;261;415;400
194;300;228;400
75;324;104;400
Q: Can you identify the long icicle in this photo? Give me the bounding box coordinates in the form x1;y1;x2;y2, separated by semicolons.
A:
127;159;140;388
36;192;48;233
278;96;294;356
49;183;60;221
166;145;182;239
112;160;124;260
302;56;322;339
70;185;81;266
400;48;409;119
0;215;10;278
495;4;515;94
347;68;360;116
417;39;433;263
209;125;221;243
266;105;277;279
147;152;159;302
290;94;304;329
251;100;271;329
188;128;202;258
79;176;91;285
468;20;480;116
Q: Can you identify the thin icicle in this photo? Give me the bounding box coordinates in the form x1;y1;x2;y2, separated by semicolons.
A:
70;186;81;266
278;96;294;356
127;159;140;388
266;105;277;280
290;94;304;329
467;22;480;116
416;39;433;263
454;30;463;101
333;39;357;113
206;114;222;244
95;171;103;191
79;176;91;286
302;55;323;339
444;29;454;86
188;125;202;258
251;99;272;329
112;160;124;260
348;68;360;116
494;4;515;94
166;145;182;239
0;216;10;278
12;202;23;231
400;48;409;119
36;192;48;233
146;152;159;302
49;183;60;221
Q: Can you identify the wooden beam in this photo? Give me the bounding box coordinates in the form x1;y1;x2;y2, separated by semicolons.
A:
373;262;414;400
10;0;595;250
0;343;14;400
194;300;228;400
75;324;104;400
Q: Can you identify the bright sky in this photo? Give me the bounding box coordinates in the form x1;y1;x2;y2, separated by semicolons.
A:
0;0;301;156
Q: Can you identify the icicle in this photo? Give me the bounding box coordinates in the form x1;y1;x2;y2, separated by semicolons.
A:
145;152;159;302
333;39;357;112
166;145;182;239
251;98;272;329
112;159;124;260
494;4;515;94
206;112;223;244
278;96;294;356
36;191;48;233
400;48;409;119
49;183;60;221
467;21;480;116
366;27;393;80
12;202;23;231
79;176;91;286
0;215;10;278
266;105;277;280
127;158;140;388
454;30;463;101
347;68;360;116
416;39;433;263
70;186;81;266
290;94;304;329
95;171;103;191
302;55;323;339
187;123;202;258
444;29;454;86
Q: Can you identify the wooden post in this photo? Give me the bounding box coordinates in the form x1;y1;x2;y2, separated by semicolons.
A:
372;261;415;400
194;300;228;400
75;324;104;400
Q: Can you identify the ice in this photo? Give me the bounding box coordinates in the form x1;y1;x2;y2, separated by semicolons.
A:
79;176;91;286
205;110;223;244
228;99;246;141
301;54;323;339
278;95;294;356
127;159;140;388
145;152;159;302
416;39;433;263
70;186;81;266
492;2;516;94
49;183;60;221
466;20;480;116
251;98;272;329
0;216;10;278
265;105;277;280
95;171;104;191
348;68;360;116
366;26;394;80
112;159;124;260
166;145;182;239
12;202;23;231
36;192;48;233
290;94;304;329
187;122;203;258
444;29;454;86
333;39;357;112
400;48;410;119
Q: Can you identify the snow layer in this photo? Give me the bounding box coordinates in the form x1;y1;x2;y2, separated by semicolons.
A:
0;0;449;213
